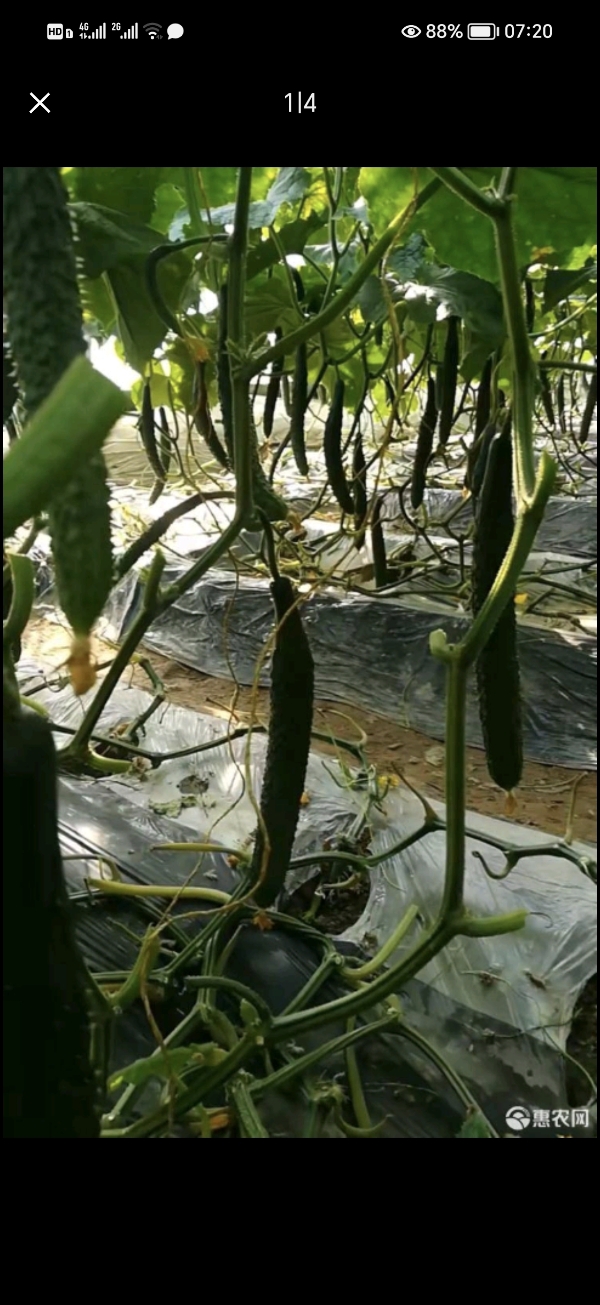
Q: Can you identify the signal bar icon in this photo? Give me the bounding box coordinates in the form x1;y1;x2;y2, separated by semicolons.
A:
80;22;106;39
121;23;139;38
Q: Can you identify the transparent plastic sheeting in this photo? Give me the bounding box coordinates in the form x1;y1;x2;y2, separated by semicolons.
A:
21;663;597;1134
105;563;597;771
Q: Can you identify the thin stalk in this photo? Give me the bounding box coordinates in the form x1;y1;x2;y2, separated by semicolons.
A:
440;660;467;916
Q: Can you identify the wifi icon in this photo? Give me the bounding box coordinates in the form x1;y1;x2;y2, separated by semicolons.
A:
143;23;163;38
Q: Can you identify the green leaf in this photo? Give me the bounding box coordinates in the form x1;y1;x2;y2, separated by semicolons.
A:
542;262;597;314
68;166;164;225
457;1110;493;1137
206;167;312;232
246;213;326;281
387;233;429;280
359;167;597;281
244;268;299;341
420;266;505;348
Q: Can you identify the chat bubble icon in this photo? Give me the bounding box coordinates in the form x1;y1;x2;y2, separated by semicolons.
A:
167;23;184;38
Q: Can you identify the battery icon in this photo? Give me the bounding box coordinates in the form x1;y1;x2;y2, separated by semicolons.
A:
468;23;496;38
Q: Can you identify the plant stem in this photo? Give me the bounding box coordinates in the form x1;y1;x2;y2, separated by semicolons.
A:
441;659;467;915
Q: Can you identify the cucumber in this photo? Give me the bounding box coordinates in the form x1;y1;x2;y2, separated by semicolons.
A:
217;282;234;462
263;330;283;439
352;432;368;548
475;356;493;441
193;360;230;469
538;354;555;427
324;379;353;515
251;576;314;907
3;709;99;1137
410;376;437;510
579;372;597;446
139;378;165;482
472;420;523;792
524;277;535;334
556;375;566;434
3;166;113;694
289;344;309;475
438;316;460;446
371;497;388;589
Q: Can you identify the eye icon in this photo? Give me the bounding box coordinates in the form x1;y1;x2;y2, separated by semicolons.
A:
401;25;421;37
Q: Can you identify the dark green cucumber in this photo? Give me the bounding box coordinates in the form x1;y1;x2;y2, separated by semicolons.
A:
324;378;353;514
525;277;535;334
3;708;99;1137
472;421;523;793
539;354;555;427
251;576;314;907
579;372;596;445
263;330;283;439
193;360;229;468
556;375;566;433
140;379;165;482
217;282;234;461
158;407;171;477
371;498;388;589
289;343;309;475
3;166;113;693
469;421;497;500
438;316;460;446
410;376;437;509
246;409;288;525
475;356;493;441
352;432;368;548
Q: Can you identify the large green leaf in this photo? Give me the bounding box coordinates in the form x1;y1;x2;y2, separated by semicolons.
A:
73;204;194;372
359;168;597;281
67;167;164;225
542;261;597;314
246;213;326;280
204;167;312;231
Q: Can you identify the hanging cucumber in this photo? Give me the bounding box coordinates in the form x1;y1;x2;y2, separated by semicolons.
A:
158;407;171;477
3;708;99;1137
3;166;113;696
524;277;535;334
263;330;283;439
371;497;388;589
289;343;309;475
438;316;460;446
251;575;315;907
410;376;437;510
556;375;566;434
324;378;353;515
193;359;230;469
468;420;497;500
475;356;493;441
579;372;597;445
352;431;368;548
472;418;523;793
247;410;288;525
538;354;555;427
139;378;165;482
217;282;234;462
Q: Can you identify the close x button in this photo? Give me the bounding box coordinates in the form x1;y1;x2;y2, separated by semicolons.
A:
30;92;50;113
